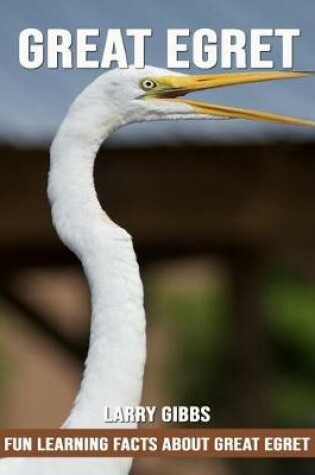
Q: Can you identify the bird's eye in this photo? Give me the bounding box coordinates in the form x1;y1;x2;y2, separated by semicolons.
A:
140;78;158;91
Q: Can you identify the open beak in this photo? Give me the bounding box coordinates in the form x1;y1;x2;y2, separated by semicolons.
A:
155;71;315;128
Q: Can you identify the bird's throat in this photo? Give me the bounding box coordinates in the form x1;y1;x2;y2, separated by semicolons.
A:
49;102;146;431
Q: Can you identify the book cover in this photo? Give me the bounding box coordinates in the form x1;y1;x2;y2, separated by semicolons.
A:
0;1;314;474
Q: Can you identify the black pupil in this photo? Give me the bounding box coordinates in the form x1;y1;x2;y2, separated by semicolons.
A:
145;81;153;88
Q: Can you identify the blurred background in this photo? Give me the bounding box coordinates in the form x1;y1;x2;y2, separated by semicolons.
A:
1;1;315;474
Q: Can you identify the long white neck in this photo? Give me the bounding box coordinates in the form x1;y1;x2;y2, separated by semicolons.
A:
48;86;146;431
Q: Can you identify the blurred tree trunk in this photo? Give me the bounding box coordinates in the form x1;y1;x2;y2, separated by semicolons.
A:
226;249;273;475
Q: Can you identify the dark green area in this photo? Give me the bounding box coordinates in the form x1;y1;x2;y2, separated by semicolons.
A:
151;262;315;474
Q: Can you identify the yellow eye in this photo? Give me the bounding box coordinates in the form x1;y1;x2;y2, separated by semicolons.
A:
140;78;158;91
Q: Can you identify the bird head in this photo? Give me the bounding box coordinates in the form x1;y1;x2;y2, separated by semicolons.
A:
74;65;315;131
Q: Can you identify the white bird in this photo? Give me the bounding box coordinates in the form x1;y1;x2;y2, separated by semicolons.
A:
1;66;314;475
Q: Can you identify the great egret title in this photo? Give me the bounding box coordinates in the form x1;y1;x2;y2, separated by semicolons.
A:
19;28;300;70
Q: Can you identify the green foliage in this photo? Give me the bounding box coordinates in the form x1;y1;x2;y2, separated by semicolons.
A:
155;279;230;420
266;276;315;359
266;271;315;425
152;262;315;427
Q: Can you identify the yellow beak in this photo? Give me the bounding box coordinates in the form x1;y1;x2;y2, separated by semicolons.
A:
156;71;315;128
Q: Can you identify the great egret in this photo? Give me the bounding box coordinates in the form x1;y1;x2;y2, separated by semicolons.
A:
1;66;314;474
